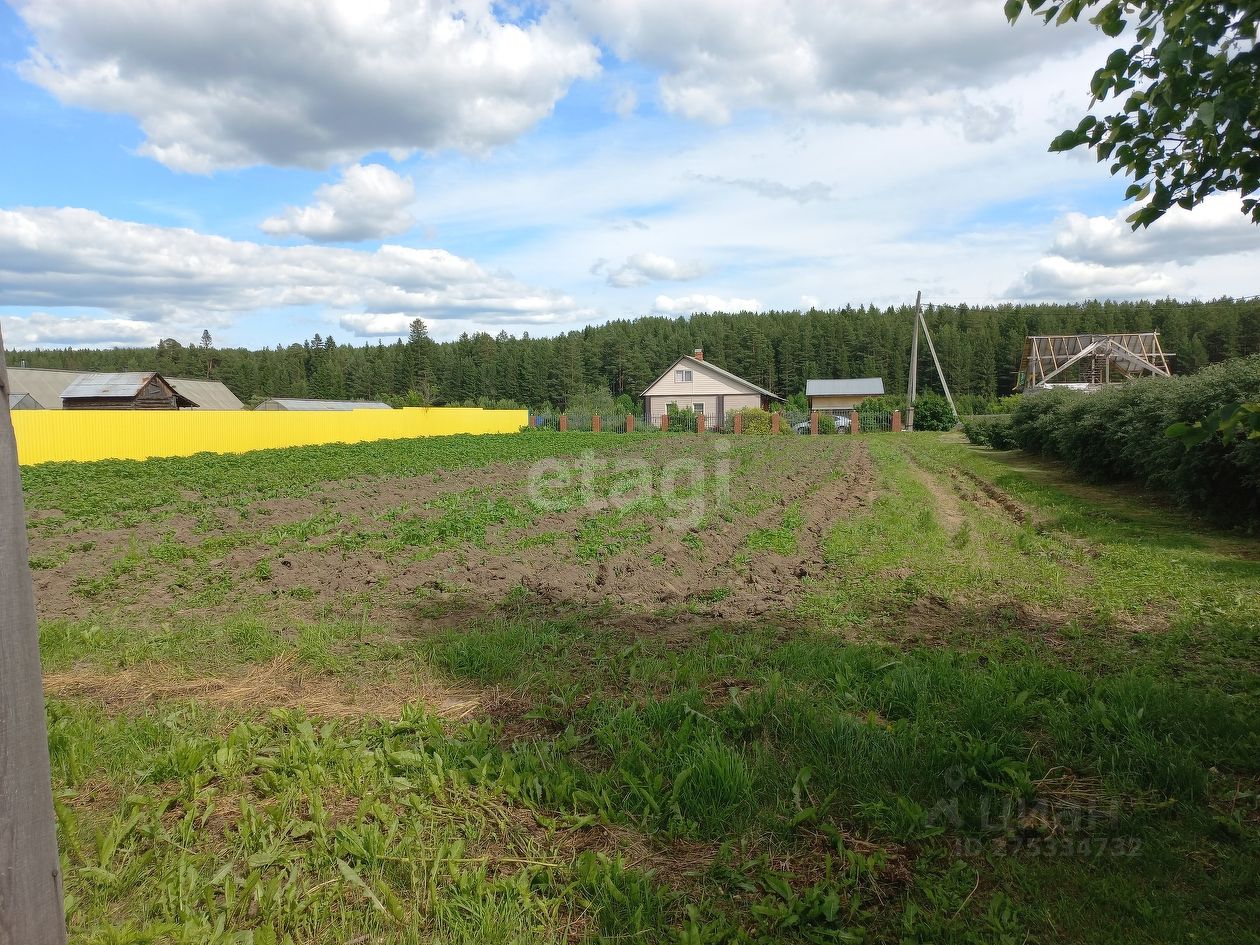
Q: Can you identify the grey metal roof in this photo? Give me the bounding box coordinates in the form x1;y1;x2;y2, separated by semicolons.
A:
166;377;245;410
7;392;40;410
61;372;159;399
5;368;242;410
805;378;885;397
641;355;783;400
257;398;393;411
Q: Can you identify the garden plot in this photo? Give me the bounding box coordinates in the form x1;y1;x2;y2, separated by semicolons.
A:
28;434;872;628
24;432;1260;944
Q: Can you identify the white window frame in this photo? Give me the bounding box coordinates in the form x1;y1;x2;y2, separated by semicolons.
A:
675;369;693;383
693;402;705;414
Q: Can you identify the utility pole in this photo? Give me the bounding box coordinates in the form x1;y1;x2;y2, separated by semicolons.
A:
0;329;68;945
905;291;921;431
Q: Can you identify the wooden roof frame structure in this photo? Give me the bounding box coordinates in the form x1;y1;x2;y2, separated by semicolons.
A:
1016;332;1172;392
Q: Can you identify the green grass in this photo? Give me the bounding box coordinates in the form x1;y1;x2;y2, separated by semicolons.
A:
28;433;1260;944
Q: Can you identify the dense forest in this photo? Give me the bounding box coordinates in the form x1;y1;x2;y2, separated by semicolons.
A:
8;298;1260;412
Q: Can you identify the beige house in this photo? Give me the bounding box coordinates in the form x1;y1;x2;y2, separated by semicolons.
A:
642;350;781;422
805;378;885;412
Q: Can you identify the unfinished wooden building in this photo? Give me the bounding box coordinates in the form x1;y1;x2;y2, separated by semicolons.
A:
1015;332;1172;392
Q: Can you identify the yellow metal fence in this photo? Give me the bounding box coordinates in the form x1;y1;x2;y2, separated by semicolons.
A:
12;407;529;466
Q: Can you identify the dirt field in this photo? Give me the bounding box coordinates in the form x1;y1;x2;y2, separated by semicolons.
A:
23;431;1260;945
29;434;876;627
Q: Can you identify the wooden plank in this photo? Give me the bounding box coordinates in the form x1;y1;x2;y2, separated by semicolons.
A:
0;329;67;945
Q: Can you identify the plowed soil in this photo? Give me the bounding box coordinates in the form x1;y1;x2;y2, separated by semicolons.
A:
29;435;877;631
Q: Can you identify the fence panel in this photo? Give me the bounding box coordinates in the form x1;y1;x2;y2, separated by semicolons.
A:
598;413;629;433
857;409;893;432
13;407;528;466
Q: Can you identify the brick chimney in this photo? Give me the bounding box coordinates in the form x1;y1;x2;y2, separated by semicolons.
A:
693;348;704;361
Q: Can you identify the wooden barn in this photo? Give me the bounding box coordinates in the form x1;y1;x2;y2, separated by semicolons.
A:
60;372;198;410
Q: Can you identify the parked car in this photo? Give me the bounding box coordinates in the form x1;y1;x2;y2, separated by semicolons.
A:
794;414;851;434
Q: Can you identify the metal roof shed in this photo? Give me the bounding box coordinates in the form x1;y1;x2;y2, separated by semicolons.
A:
7;392;40;410
805;378;886;397
5;368;242;409
61;372;198;410
255;398;393;411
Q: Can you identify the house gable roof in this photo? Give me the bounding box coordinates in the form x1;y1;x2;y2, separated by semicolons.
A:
7;367;241;409
641;355;782;400
62;371;198;407
805;377;885;397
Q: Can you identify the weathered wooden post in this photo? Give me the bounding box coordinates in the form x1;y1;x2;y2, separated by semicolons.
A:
810;411;819;435
559;414;568;432
592;415;601;434
850;412;861;435
626;414;634;434
733;412;743;435
892;409;902;433
697;413;706;434
0;331;68;945
771;412;780;435
660;414;669;432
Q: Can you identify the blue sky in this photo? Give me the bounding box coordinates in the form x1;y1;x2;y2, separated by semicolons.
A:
1;0;1256;350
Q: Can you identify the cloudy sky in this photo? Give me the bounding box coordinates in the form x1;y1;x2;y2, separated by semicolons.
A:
1;0;1256;349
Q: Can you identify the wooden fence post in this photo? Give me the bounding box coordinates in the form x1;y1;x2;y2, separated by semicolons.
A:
850;412;861;435
697;413;705;434
559;415;568;432
0;331;68;945
733;412;743;435
771;412;780;435
892;409;902;433
592;415;601;434
660;414;669;432
810;411;819;435
625;414;634;433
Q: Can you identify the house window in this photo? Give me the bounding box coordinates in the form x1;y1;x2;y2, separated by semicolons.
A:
675;369;693;383
694;403;704;414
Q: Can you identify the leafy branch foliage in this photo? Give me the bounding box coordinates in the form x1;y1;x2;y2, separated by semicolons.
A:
1008;0;1260;225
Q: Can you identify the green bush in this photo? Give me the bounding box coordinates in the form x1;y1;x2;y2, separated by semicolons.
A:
912;391;957;431
998;356;1260;523
962;415;1017;450
735;407;786;434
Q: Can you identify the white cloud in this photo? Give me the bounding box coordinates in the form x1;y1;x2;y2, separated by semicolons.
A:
338;313;430;337
16;0;600;172
959;102;1015;143
1008;195;1259;300
602;252;707;287
1007;256;1178;301
1;312;160;347
567;0;1093;124
1049;196;1258;265
609;86;638;118
654;293;760;313
261;164;416;242
688;173;834;204
0;207;594;340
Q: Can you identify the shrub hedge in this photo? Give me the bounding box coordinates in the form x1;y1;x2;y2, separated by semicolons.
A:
961;415;1018;450
971;356;1260;523
734;407;787;434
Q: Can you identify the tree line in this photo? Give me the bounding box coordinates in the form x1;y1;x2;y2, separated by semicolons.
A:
7;297;1259;412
